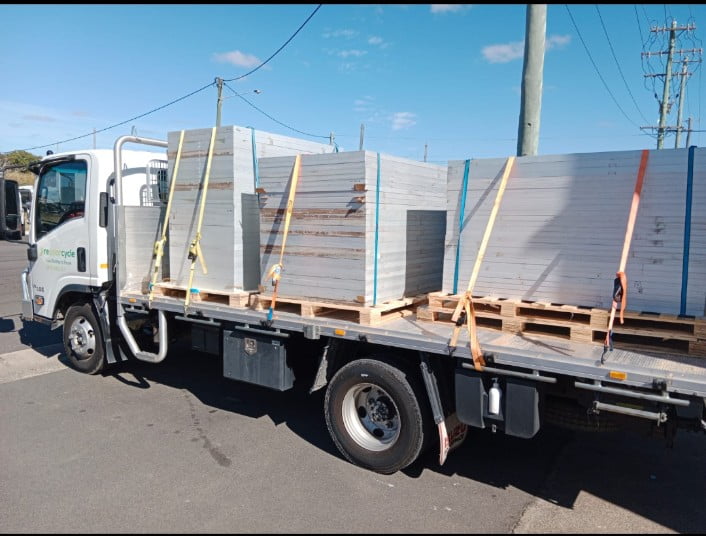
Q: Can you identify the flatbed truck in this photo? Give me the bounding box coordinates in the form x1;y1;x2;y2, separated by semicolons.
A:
19;135;706;474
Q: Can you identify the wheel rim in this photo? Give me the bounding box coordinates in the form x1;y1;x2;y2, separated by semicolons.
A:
68;315;96;360
341;382;400;452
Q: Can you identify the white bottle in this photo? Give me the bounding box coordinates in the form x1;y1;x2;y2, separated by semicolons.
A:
488;378;501;415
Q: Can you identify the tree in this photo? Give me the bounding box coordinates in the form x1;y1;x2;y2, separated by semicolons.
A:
0;150;41;170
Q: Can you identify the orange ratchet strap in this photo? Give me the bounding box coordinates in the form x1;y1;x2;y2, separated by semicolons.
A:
603;149;649;361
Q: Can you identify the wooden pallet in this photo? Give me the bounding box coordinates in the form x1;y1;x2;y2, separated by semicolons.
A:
590;310;706;357
252;294;427;326
147;282;253;307
419;292;706;357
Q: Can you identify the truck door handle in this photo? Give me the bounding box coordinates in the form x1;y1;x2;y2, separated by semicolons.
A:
77;247;86;272
99;192;109;227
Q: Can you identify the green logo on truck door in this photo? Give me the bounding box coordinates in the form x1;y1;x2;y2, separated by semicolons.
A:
41;247;75;267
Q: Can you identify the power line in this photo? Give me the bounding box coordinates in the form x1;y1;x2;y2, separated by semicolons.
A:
595;5;650;124
223;4;322;82
16;5;323;153
18;81;215;153
635;5;645;48
223;82;329;139
565;5;643;131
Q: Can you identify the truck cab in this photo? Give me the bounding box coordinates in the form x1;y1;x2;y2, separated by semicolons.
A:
22;148;166;325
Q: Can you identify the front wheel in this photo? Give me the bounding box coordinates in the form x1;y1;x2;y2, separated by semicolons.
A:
324;357;433;474
63;302;106;375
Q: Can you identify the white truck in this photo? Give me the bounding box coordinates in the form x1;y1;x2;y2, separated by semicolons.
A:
19;135;706;474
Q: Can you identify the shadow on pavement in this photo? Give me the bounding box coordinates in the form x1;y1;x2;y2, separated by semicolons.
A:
16;318;62;356
0;317;15;333
99;337;706;533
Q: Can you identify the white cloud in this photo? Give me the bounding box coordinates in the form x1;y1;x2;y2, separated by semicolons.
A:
482;41;524;63
338;62;357;73
338;49;367;58
430;4;470;14
322;29;358;39
482;34;572;64
392;112;417;130
23;114;56;123
353;96;375;113
546;34;571;50
368;36;384;45
213;50;263;68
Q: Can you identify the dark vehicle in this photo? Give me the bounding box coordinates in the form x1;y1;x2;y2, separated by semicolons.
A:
0;174;23;240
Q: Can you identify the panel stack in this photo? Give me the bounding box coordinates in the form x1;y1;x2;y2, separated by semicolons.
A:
441;147;706;317
257;150;447;308
163;125;334;295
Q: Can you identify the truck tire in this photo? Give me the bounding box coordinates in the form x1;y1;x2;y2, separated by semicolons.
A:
324;357;433;474
63;302;106;375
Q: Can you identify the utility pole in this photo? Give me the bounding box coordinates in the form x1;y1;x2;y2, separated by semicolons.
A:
657;20;677;149
215;77;224;128
686;117;693;148
517;4;546;157
359;123;365;150
675;58;688;148
329;132;335;147
424;143;428;163
640;21;701;148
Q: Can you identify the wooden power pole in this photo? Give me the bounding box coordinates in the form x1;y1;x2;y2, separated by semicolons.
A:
517;4;546;157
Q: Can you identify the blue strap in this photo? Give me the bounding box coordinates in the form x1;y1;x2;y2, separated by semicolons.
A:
250;127;260;189
453;159;471;295
680;145;696;316
373;153;381;306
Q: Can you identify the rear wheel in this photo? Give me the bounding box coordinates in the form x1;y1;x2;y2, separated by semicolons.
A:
63;302;106;375
324;356;433;474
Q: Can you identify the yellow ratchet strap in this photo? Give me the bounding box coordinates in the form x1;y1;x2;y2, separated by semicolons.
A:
148;130;185;304
449;156;515;371
184;126;217;310
265;154;302;321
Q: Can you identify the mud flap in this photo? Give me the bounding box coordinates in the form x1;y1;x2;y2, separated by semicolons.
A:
439;412;468;466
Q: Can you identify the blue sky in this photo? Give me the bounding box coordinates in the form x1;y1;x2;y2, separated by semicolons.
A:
1;4;704;162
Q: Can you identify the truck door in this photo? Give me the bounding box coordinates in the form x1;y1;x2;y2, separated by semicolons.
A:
28;156;91;320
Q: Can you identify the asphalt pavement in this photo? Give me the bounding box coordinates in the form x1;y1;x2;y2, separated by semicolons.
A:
1;237;705;533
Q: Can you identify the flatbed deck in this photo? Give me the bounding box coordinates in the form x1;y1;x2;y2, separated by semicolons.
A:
120;290;706;398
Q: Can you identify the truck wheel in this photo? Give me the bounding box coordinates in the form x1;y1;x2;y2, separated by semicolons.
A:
63;302;106;375
324;357;432;474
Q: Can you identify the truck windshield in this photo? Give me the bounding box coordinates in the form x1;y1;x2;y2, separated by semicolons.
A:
35;160;87;239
